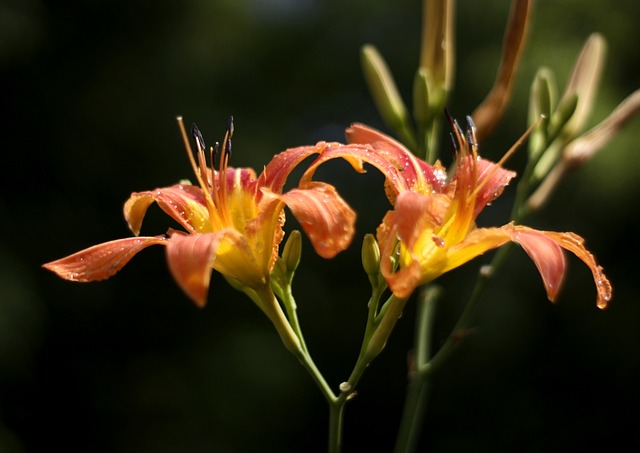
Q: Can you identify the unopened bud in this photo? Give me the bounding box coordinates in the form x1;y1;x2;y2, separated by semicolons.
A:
548;93;578;143
361;234;381;278
413;68;432;128
361;45;416;148
528;68;555;160
560;33;607;139
532;94;578;183
282;230;302;275
563;89;640;168
362;234;383;289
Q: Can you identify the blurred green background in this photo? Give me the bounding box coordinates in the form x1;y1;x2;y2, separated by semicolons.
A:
2;0;639;451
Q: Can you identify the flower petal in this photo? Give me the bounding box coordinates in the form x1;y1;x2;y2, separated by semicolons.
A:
259;143;331;193
166;231;264;307
43;236;166;282
124;184;211;235
510;226;567;302
394;191;449;250
473;158;517;217
425;226;512;281
515;227;612;308
245;192;286;275
345;123;446;194
277;182;356;259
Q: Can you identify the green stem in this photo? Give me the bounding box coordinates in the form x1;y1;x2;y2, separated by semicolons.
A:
394;285;441;453
328;400;345;453
280;283;310;354
394;376;431;453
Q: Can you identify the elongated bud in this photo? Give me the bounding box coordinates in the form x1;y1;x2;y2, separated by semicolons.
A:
413;68;431;128
362;234;381;288
420;0;455;96
564;89;640;168
361;44;417;149
559;33;607;139
532;93;578;182
528;67;555;160
282;230;302;274
548;93;579;142
472;0;532;141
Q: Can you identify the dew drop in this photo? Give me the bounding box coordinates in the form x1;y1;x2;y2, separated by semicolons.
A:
432;235;445;248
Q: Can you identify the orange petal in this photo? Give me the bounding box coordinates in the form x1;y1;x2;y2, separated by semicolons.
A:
165;231;263;307
259;143;331;193
394;191;449;249
433;226;512;279
345;123;446;193
43;236;166;282
510;226;567;301
527;229;612;308
473;158;517;217
278;182;356;259
124;184;211;235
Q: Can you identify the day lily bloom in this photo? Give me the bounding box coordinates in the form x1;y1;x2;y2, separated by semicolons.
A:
43;118;356;308
306;121;612;309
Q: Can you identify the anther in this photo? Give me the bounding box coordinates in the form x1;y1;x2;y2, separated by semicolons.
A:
191;123;206;153
223;116;234;159
466;116;478;148
213;142;220;168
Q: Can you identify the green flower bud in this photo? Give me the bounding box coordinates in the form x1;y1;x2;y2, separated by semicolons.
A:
528;67;555;160
361;45;417;149
413;68;431;129
282;230;302;275
361;234;381;287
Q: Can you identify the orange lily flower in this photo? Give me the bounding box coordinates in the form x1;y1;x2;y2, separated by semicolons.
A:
43;118;356;307
305;121;611;309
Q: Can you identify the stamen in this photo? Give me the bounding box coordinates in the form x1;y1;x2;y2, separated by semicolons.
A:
191;123;206;153
191;123;210;190
223;115;234;161
468;117;542;201
465;116;478;157
448;132;458;158
176;117;221;228
216;116;235;226
213;142;220;172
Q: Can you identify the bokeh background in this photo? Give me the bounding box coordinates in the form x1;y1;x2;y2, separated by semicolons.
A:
2;0;639;451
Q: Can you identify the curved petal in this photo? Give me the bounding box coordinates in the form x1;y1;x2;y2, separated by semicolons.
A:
473;158;517;217
259;143;332;193
124;184;211;235
514;227;612;308
245;193;286;275
276;182;356;259
394;191;449;250
43;236;166;282
377;217;422;299
166;231;264;307
430;227;512;279
510;226;567;301
345;123;447;194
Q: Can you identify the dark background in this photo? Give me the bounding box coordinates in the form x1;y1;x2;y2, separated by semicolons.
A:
2;0;639;451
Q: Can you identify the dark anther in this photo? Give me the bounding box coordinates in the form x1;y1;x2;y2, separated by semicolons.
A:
191;123;206;152
224;115;234;159
448;132;458;153
213;142;220;168
465;115;478;147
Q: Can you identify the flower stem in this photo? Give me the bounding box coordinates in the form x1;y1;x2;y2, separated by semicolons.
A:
328;399;346;453
393;285;441;453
